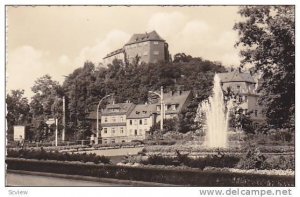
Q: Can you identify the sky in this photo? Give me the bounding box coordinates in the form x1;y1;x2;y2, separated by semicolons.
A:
6;6;243;99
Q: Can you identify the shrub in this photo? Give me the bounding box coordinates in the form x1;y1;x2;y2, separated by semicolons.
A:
6;158;294;186
6;148;110;164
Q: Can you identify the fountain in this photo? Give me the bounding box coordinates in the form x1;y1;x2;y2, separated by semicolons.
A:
197;74;232;149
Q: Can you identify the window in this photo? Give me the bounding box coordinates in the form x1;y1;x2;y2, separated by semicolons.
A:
111;139;115;144
120;127;124;133
156;105;161;111
120;116;123;122
238;96;243;103
255;110;258;117
237;85;240;90
153;51;159;55
153;41;159;45
139;119;143;125
144;119;148;125
134;120;138;125
244;96;248;102
104;117;108;122
130;120;132;125
134;130;138;136
112;117;116;122
112;128;115;134
139;129;142;135
172;105;177;111
104;128;107;134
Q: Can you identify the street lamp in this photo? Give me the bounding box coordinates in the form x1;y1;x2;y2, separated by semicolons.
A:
149;86;164;131
96;94;111;144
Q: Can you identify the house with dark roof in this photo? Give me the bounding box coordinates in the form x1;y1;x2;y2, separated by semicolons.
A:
99;102;135;144
87;90;191;144
103;30;170;66
217;70;265;122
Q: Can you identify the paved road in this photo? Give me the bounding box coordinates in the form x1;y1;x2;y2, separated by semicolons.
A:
6;172;130;186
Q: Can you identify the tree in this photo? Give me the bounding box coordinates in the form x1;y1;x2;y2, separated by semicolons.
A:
234;6;295;129
6;89;30;139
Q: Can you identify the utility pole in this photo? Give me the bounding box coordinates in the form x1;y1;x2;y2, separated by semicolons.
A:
96;94;111;144
160;86;164;131
62;96;65;142
55;118;58;146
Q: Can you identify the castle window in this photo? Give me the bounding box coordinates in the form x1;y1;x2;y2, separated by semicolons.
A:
154;51;159;55
153;41;159;45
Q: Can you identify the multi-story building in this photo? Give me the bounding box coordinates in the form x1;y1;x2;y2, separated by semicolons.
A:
99;102;135;144
103;30;170;66
87;90;191;144
217;70;265;122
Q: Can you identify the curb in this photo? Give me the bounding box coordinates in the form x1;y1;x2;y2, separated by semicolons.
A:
7;169;179;187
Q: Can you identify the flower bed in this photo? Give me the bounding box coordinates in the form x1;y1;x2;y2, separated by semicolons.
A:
6;158;294;186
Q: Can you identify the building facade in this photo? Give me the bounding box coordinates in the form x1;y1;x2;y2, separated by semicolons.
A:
217;70;265;122
87;90;191;144
103;31;170;66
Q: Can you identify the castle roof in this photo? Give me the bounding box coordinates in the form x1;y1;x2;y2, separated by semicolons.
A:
103;48;124;59
125;30;165;46
217;70;256;84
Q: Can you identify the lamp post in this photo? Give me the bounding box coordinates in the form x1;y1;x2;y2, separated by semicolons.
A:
62;96;66;142
149;86;164;131
96;94;111;144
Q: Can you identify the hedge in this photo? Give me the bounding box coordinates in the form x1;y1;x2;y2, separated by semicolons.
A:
7;149;110;164
6;158;294;186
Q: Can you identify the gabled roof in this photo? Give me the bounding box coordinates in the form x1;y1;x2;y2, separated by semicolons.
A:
125;30;165;46
128;104;157;119
87;103;135;119
102;103;135;116
217;70;256;84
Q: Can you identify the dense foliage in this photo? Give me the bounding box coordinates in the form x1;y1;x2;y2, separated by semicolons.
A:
7;148;110;164
234;6;295;129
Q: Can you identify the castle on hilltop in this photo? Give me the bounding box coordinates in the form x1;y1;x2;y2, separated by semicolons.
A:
103;31;170;66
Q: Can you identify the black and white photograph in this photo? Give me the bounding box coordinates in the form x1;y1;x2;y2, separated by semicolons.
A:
3;1;296;194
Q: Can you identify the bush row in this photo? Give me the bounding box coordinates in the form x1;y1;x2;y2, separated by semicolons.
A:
141;154;240;169
6;158;294;186
7;149;110;164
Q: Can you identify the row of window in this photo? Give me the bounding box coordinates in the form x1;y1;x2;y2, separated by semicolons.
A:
103;127;148;136
103;127;124;134
129;119;148;125
156;104;178;111
240;109;259;117
127;41;160;49
103;116;125;123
